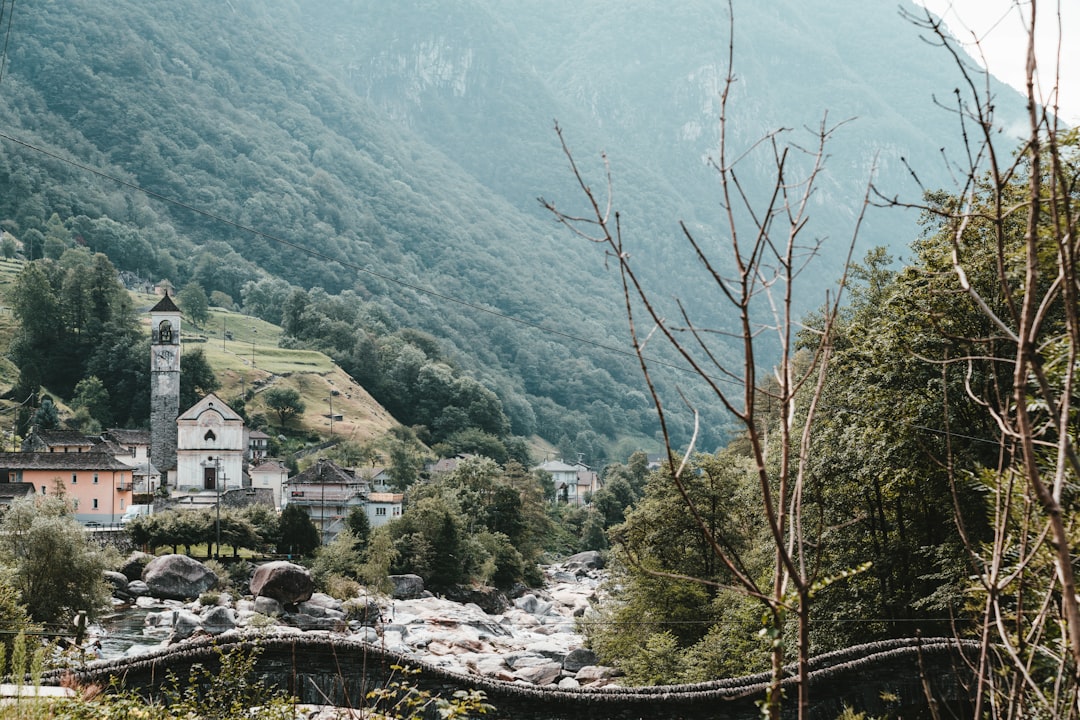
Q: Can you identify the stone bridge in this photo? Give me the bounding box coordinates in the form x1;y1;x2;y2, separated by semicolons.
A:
49;631;979;719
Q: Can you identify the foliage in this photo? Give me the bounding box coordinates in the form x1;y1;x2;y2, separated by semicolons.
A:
8;253;148;428
311;528;364;586
28;396;60;431
365;664;495;720
387;457;550;590
178;348;221;412
262;387;305;428
177;282;210;328
127;509;268;558
276;503;320;557
71;376;112;429
0;496;112;624
0;575;36;663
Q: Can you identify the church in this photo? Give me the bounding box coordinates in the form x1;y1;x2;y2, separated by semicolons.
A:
149;294;249;495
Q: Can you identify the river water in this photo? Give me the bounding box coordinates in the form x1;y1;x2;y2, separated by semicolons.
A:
95;607;161;659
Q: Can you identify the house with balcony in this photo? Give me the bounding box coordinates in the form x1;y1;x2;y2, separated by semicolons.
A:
285;458;369;544
246;429;271;461
0;451;134;525
534;459;600;505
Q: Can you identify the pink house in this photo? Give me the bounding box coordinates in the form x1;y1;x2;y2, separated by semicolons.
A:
0;451;134;525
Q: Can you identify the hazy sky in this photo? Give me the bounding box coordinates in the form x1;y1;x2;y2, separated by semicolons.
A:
914;0;1079;123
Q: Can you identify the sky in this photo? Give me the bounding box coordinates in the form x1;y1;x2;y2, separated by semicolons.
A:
914;0;1080;124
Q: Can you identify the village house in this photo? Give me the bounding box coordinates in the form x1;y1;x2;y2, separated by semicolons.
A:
534;459;600;505
21;429;97;454
249;458;289;510
366;491;404;528
285;458;369;544
0;451;134;524
246;428;271;461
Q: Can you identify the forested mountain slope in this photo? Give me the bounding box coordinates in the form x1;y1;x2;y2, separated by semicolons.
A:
0;0;1023;459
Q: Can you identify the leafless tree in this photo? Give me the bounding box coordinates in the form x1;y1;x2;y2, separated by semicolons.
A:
541;3;870;715
897;2;1080;716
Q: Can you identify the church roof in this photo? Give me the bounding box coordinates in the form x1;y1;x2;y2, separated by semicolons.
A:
149;293;180;313
177;393;243;422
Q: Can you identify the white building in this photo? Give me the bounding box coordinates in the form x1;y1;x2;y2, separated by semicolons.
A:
175;393;245;492
366;491;403;528
535;459;600;505
250;458;289;510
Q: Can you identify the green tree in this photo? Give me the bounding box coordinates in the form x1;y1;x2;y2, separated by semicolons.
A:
0;496;112;624
72;376;112;428
385;425;424;490
29;395;61;430
177;281;210;328
346;506;371;552
179;347;221;411
277;503;320;556
311;528;363;586
263;387;305;428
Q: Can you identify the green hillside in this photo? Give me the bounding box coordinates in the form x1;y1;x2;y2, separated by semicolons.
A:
0;0;1025;461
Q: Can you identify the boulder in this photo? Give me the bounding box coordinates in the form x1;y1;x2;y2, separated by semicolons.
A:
513;663;563;685
249;561;313;605
343;598;381;625
563;550;605;569
163;609;203;640
575;665;620;682
126;580;149;597
443;585;509;615
201;606;236;635
281;613;346;632
103;571;129;596
563;647;598;672
119;551;153;581
253;595;283;616
389;574;425;599
513;594;552;616
142;555;217;600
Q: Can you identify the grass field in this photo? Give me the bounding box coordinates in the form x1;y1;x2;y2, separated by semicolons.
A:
0;273;398;447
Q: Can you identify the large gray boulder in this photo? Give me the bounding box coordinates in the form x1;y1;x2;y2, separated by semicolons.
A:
201;606;237;635
103;571;129;598
119;551;153;582
142;554;217;600
389;574;425;599
563;550;605;570
249;561;313;605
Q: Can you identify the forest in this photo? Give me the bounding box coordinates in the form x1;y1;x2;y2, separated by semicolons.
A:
0;0;1020;465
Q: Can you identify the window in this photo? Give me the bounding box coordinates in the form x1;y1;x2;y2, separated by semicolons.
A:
92;499;98;509
375;507;387;516
41;486;46;495
93;473;99;484
72;473;77;484
204;430;216;442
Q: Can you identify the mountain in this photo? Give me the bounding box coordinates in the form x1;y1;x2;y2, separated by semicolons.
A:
0;0;1024;459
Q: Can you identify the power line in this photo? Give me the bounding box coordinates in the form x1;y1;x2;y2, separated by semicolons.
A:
0;131;1013;451
0;0;14;86
0;130;681;375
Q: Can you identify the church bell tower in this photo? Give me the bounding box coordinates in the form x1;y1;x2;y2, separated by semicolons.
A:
149;293;181;485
